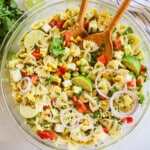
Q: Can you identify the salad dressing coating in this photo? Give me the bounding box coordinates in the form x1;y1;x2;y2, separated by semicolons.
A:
8;7;147;147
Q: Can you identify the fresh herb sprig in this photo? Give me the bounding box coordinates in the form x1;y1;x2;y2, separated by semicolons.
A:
0;0;24;47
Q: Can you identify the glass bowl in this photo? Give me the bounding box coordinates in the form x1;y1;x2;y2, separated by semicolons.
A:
0;0;150;150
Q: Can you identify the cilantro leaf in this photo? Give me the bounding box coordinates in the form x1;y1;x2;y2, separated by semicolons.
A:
123;27;133;35
0;0;24;47
50;37;65;56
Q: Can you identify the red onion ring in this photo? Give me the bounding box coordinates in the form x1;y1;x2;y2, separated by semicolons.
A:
19;77;32;93
95;69;127;99
60;108;82;129
110;89;139;118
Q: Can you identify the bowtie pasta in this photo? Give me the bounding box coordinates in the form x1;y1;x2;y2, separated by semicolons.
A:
8;6;148;149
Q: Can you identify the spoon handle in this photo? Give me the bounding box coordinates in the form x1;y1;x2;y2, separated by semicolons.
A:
107;0;131;32
77;0;89;27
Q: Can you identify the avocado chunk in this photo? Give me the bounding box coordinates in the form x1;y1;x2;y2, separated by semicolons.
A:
122;56;141;75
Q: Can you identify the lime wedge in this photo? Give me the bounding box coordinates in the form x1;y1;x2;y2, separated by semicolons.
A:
24;30;46;49
122;56;140;75
25;0;45;9
72;75;93;92
20;104;38;118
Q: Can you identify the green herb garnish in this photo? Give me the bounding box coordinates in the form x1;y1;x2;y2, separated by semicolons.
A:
46;75;53;84
138;94;145;104
93;110;100;118
99;43;105;51
0;0;24;47
50;37;65;56
90;50;101;66
123;27;133;35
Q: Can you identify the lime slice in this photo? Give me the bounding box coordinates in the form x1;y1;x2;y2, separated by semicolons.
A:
72;75;93;92
24;30;46;49
20;104;38;118
122;56;140;75
25;0;45;9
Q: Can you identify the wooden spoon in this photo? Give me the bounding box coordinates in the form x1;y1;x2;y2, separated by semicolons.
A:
63;0;89;38
82;0;131;63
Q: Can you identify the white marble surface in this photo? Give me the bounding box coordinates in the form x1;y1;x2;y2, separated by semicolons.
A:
1;0;150;150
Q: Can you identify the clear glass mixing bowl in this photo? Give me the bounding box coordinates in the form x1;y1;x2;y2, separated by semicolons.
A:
0;0;150;150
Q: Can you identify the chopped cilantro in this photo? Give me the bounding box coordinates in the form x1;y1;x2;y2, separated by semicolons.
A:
93;110;100;118
0;0;24;47
46;75;53;84
90;50;101;66
99;43;105;51
138;94;145;104
50;37;65;56
123;27;133;35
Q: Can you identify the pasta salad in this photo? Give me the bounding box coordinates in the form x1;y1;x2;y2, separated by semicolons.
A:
8;7;148;148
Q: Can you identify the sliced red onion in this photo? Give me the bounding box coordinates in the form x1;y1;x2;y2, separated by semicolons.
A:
19;77;32;93
110;89;139;118
71;116;94;142
60;108;82;129
95;69;127;99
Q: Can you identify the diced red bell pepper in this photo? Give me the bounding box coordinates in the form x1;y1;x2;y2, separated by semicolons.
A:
56;66;67;76
43;105;50;110
127;80;135;87
99;95;105;100
97;54;106;65
103;127;108;133
112;40;122;51
32;49;41;60
136;78;142;86
84;22;90;29
126;117;133;123
56;21;64;29
64;33;71;47
37;130;56;140
30;74;38;84
49;20;57;27
59;66;67;73
140;65;147;75
72;95;78;102
121;118;126;124
21;71;28;77
121;117;133;124
72;96;87;113
75;99;87;113
56;70;63;76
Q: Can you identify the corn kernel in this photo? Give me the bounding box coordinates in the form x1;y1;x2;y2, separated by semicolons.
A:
52;76;61;83
75;36;82;43
64;87;70;91
101;100;108;106
63;72;71;79
70;37;75;42
70;49;76;55
63;41;66;47
83;119;89;125
48;62;57;69
40;50;47;57
12;84;18;91
31;105;35;109
29;97;36;103
43;66;52;72
76;60;80;66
